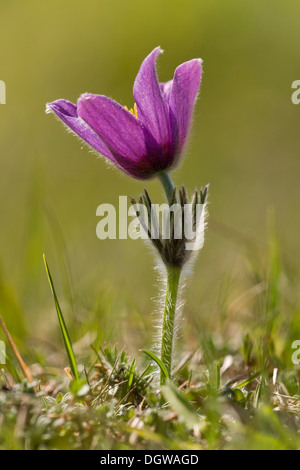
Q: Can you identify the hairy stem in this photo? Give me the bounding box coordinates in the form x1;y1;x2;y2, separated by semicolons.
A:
158;171;176;203
160;265;181;385
157;171;181;385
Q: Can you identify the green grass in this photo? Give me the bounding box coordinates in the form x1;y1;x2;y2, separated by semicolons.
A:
43;254;79;381
1;224;300;450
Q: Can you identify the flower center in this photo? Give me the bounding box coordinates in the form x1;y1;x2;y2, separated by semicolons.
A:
124;103;138;118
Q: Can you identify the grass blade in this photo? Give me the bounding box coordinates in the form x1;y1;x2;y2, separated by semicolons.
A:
232;371;261;389
142;349;169;380
43;254;79;381
127;358;136;390
0;314;34;387
161;381;200;427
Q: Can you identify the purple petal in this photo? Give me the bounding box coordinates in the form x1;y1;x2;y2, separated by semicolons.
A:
46;99;116;161
168;59;202;154
77;94;165;179
160;80;173;100
133;47;173;157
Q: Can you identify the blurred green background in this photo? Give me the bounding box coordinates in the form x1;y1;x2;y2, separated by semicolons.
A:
0;0;299;361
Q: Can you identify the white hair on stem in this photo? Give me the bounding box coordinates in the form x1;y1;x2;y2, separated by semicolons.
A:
143;199;208;386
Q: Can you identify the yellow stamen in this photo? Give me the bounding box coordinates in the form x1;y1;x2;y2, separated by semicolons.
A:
124;103;138;118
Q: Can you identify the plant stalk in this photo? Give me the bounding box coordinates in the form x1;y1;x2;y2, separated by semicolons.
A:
157;171;182;385
160;265;181;385
158;171;176;203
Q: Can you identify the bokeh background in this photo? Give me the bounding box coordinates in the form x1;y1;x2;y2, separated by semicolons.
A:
0;0;299;365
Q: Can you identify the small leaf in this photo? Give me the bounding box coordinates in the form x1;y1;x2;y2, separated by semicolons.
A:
161;381;200;427
142;349;169;380
56;392;63;403
127;358;136;390
70;378;89;397
231;388;245;402
232;371;261;389
43;254;79;381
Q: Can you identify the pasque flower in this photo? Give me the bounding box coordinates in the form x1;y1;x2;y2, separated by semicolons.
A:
47;47;207;387
46;47;202;179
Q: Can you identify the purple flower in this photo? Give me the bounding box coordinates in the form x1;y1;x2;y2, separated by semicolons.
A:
46;47;202;179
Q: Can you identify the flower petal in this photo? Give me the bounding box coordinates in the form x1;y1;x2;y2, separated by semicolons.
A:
160;80;173;100
133;47;172;157
46;99;116;161
77;93;166;179
168;59;202;153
